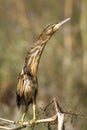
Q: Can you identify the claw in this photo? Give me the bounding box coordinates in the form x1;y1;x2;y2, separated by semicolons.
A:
14;120;24;125
29;118;36;126
14;120;19;124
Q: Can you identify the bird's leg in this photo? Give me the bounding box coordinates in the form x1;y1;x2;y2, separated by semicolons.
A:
14;106;28;124
20;106;28;122
29;97;36;125
32;98;36;121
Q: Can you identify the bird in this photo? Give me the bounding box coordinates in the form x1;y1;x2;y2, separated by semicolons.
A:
16;18;70;123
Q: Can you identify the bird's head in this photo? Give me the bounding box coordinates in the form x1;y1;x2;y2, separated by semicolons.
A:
38;18;70;43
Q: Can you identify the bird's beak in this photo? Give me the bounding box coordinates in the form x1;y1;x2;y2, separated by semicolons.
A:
53;18;70;31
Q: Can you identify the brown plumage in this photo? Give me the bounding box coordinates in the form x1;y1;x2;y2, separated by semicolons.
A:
16;18;70;122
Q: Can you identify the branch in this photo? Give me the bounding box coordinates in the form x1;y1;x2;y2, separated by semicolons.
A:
1;97;87;130
0;118;14;124
0;113;58;130
57;112;64;130
0;98;65;130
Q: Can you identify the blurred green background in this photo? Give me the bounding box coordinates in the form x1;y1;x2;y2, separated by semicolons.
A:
0;0;87;129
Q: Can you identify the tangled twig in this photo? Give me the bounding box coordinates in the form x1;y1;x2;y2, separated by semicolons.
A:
0;98;65;130
0;97;87;130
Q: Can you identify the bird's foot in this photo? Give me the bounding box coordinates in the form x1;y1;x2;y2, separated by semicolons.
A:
14;120;24;125
14;113;25;125
29;118;36;126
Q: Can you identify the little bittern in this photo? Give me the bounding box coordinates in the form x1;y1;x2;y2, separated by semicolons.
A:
16;18;70;123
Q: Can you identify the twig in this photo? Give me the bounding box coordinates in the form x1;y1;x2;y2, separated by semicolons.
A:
0;98;87;130
44;99;54;111
53;97;65;130
0;98;61;130
0;126;10;130
57;112;64;130
63;111;87;118
1;97;86;130
53;97;59;112
0;118;14;124
0;114;58;130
